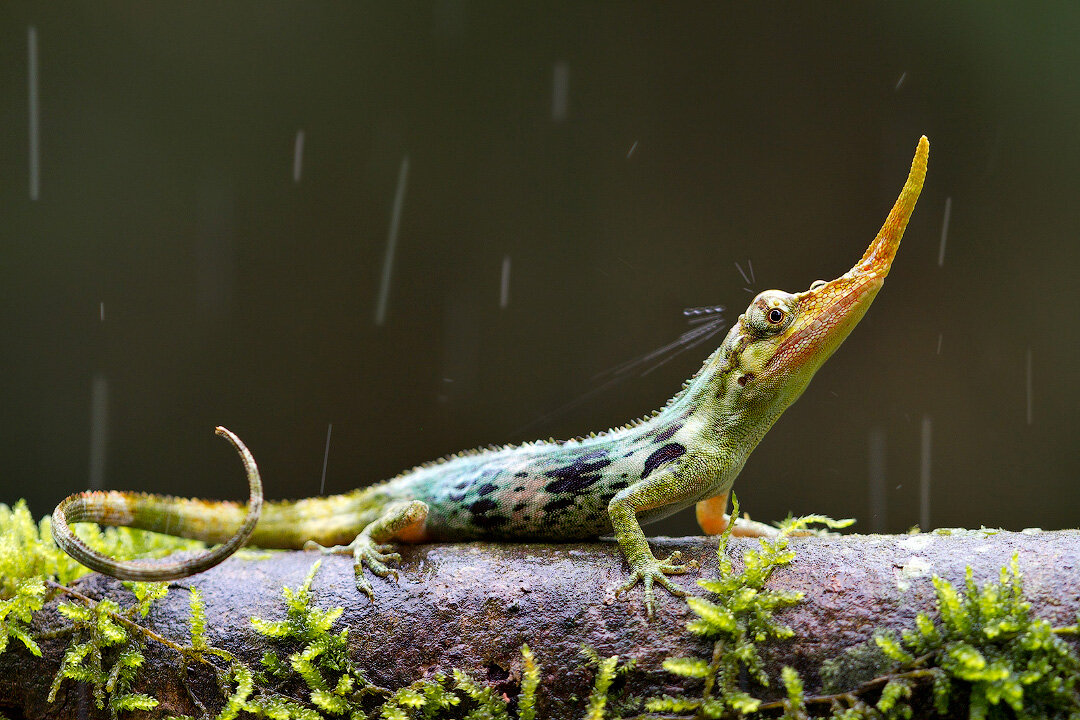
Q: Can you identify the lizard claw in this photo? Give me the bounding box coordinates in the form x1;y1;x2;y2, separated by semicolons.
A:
304;536;403;599
304;539;350;555
616;551;690;619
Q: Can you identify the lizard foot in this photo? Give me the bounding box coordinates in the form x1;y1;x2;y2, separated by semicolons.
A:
615;551;689;619
303;536;402;600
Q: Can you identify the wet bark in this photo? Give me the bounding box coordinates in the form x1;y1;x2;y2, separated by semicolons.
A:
2;529;1079;719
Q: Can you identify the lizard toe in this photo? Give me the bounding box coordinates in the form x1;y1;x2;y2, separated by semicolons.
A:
352;567;375;601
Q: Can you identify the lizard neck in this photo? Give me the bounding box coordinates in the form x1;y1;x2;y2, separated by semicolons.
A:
647;325;789;466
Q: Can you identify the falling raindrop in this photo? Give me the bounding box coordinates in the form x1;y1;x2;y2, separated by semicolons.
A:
1025;348;1033;425
626;141;638;158
868;427;887;532
89;375;108;490
516;309;727;434
500;255;511;309
375;155;410;326
293;130;305;183
552;62;569;122
894;72;907;90
734;260;752;285
938;197;951;267
320;423;333;495
919;415;932;530
682;304;724;322
27;26;39;201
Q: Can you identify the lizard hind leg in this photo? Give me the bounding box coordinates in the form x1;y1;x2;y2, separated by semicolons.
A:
695;493;778;538
303;499;428;600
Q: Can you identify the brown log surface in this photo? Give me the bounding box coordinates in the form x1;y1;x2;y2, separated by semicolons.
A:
3;529;1079;719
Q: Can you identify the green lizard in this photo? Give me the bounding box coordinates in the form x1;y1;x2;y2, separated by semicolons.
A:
52;137;928;618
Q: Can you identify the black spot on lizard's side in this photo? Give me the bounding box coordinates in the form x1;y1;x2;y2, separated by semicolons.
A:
512;502;527;512
611;480;629;490
544;449;612;494
477;483;497;497
470;498;498;515
469;495;508;531
641;443;686;480
654;423;682;443
514;471;528;478
474;513;509;530
543;496;575;514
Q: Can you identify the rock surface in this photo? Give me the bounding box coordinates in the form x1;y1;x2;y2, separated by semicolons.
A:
2;530;1079;719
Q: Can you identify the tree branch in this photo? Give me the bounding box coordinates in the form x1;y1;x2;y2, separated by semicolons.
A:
3;529;1078;719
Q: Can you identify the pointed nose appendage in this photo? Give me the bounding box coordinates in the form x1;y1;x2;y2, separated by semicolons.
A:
765;137;929;381
856;135;929;279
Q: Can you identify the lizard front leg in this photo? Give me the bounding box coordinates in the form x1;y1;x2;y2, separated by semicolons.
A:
695;493;778;537
304;499;428;600
608;468;704;619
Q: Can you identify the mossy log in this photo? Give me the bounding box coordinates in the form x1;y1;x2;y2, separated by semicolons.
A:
3;530;1079;719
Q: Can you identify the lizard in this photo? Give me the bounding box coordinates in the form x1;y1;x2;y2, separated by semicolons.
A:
52;136;929;618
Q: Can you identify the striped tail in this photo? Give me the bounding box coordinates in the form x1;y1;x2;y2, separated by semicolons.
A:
51;427;263;582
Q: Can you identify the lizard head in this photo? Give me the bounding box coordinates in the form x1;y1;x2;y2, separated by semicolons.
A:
721;136;928;416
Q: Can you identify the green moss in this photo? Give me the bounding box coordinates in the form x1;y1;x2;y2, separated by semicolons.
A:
0;499;203;598
645;494;851;718
579;646;635;720
643;501;1080;719
819;640;893;694
707;553;1080;719
845;555;1080;718
518;644;540;720
247;560;384;716
44;584;167;717
0;576;44;657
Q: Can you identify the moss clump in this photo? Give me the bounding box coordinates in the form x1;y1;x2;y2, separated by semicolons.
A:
646;515;1080;720
809;555;1080;719
0;576;44;657
247;560;385;717
168;560;556;720
1;500;190;716
45;583;168;717
0;500;204;599
646;495;852;718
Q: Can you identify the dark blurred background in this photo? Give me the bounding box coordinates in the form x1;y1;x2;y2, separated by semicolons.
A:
1;3;1077;536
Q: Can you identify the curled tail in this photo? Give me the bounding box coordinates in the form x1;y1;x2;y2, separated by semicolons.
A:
51;426;263;582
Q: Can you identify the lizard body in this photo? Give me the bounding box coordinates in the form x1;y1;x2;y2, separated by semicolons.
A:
53;137;929;616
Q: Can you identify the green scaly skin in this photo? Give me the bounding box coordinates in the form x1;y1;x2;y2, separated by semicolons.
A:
52;138;929;618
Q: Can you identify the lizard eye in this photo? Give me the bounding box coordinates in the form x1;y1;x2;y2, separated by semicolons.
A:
810;280;827;290
745;290;795;336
